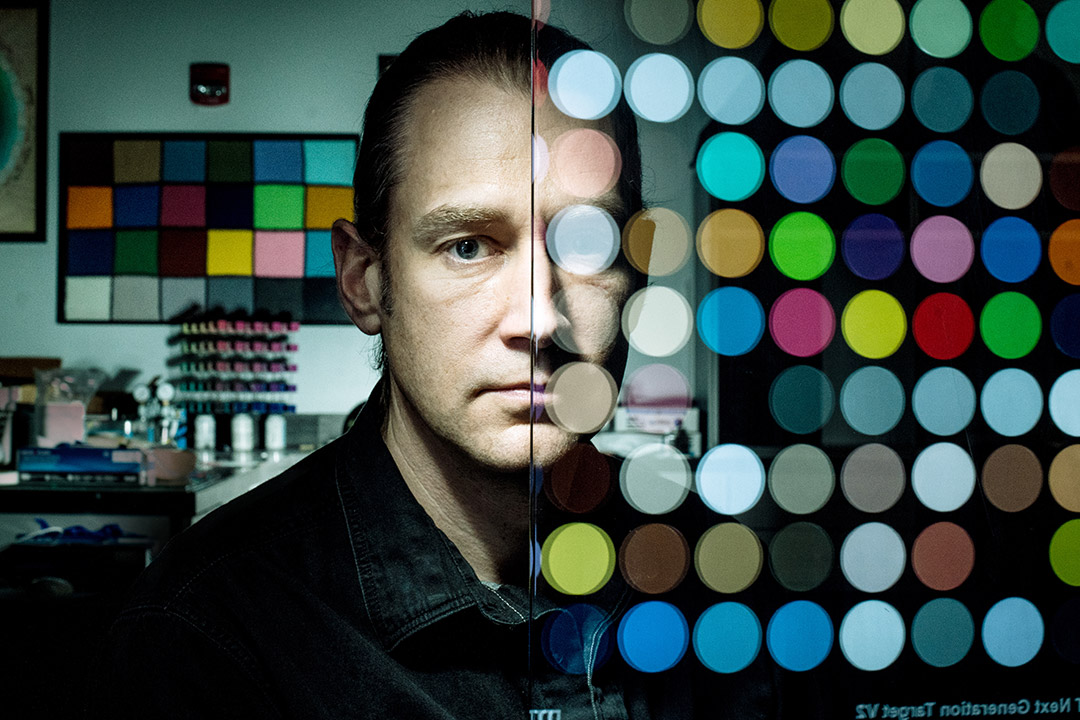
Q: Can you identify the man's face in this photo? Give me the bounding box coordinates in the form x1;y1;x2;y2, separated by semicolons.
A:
377;77;631;471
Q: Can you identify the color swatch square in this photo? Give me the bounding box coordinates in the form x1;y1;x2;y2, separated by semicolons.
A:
254;231;305;278
206;184;254;228
161;185;206;227
67;187;113;229
159;230;208;277
305;186;353;229
65;277;112;321
114;230;159;275
207;277;254;314
67;231;115;275
303;278;348;322
161;277;206;321
304;140;355;185
304;230;335;277
111;276;160;321
114;185;160;227
163;141;207;182
254;140;303;182
208;140;252;182
114;140;161;183
64;138;114;184
207;229;254;276
254;185;304;229
254;278;303;316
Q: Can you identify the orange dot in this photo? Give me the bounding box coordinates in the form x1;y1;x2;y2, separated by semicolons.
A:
1050;219;1080;285
696;208;765;277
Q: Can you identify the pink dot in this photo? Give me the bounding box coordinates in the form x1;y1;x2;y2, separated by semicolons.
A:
552;128;622;199
624;364;691;433
910;215;974;283
769;288;836;357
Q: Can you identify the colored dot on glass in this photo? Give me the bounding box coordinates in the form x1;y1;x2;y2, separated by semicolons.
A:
698;57;765;125
697;0;765;49
541;522;616;595
981;216;1040;283
696;444;767;514
769;212;835;281
1049;220;1080;285
1051;370;1080;437
911;141;973;207
696;132;765;201
841;290;907;359
842;214;905;280
1052;295;1080;359
768;60;834;128
910;215;974;283
981;142;1043;211
1047;0;1080;63
982;597;1043;667
913;292;974;360
1050;148;1080;212
909;0;972;58
625;0;695;45
839;600;905;671
911;67;973;133
617;601;690;672
769;136;835;204
769;288;835;357
840;63;905;131
841;139;905;205
1051;520;1080;586
694;603;762;674
697;286;766;356
981;368;1044;438
912;367;976;436
981;71;1040;136
548;50;622;120
980;292;1042;359
622;286;694;357
769;0;835;51
624;53;695;123
697;209;765;278
767;601;834;671
622;207;692;277
979;0;1040;62
769;365;835;434
840;0;906;55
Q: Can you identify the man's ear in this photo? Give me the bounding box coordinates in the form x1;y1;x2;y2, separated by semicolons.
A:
332;219;383;335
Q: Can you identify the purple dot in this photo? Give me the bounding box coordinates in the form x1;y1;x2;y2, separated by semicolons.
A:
841;214;905;280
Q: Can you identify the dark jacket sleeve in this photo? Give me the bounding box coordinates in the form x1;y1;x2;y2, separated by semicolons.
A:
85;609;282;719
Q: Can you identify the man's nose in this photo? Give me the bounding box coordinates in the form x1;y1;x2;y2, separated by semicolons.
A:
499;228;560;349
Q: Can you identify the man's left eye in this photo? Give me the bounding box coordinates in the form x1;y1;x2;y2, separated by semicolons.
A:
452;238;482;261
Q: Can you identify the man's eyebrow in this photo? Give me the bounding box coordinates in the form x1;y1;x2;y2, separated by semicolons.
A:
411;206;511;245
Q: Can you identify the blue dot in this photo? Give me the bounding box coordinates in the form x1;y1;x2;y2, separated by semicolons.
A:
697;287;765;356
767;600;833;671
981;216;1040;282
770;135;836;204
912;367;976;436
982;597;1043;667
842;214;905;281
694;603;762;673
981;368;1043;438
1052;295;1080;359
617;601;689;673
541;604;614;675
911;141;973;207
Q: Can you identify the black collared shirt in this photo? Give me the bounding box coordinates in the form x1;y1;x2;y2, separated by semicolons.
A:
87;399;777;719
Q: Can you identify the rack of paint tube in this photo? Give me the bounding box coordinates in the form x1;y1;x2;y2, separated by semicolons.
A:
165;310;298;452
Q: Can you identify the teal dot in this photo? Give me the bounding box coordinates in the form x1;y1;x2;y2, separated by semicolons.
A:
1048;0;1080;64
696;132;765;202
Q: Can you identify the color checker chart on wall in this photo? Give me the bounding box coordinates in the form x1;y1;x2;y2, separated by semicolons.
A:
58;133;358;324
531;0;1080;716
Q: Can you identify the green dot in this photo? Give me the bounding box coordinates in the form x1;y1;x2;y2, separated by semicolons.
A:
980;0;1040;62
696;132;765;202
769;212;835;281
910;0;973;58
1050;519;1080;586
841;139;905;206
980;291;1041;359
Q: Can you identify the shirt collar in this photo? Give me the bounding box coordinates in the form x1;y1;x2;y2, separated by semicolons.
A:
333;388;549;652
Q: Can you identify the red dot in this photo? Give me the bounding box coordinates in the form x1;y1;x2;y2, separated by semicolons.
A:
912;292;974;360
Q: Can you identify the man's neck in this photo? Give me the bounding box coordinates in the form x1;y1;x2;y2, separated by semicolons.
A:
381;384;530;586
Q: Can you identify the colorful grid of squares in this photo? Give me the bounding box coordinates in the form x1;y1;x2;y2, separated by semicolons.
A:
59;134;355;323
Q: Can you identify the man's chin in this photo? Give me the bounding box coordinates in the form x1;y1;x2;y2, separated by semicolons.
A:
470;422;579;472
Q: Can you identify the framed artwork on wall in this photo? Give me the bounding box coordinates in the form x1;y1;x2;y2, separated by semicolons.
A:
0;0;47;243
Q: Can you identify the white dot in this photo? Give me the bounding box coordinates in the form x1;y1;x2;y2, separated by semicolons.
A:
546;205;620;275
624;53;694;123
621;286;694;357
549;50;622;121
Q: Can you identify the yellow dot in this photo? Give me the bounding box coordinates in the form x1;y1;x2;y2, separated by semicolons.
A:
541;523;616;595
770;0;835;51
840;0;906;55
698;0;765;49
696;209;765;278
842;290;907;358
